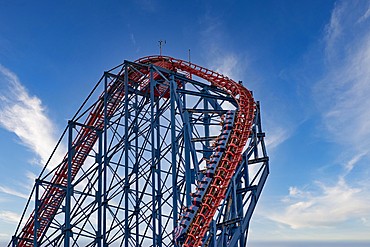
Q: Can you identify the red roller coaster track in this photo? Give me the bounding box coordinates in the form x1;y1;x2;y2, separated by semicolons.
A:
15;55;255;247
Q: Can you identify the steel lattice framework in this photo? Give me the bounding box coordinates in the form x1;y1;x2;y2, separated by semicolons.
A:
9;55;269;247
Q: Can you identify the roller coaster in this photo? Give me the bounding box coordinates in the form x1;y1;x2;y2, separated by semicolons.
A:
9;55;269;247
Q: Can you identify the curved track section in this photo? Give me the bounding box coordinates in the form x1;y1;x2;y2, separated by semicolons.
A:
11;55;256;247
136;56;255;246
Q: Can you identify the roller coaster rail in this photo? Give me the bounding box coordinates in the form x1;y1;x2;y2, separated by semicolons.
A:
9;55;269;247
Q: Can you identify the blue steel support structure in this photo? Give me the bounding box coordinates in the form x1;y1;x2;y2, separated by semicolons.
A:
34;180;38;247
124;63;130;247
170;74;179;247
64;121;73;247
103;72;108;247
9;56;268;247
150;65;157;247
96;128;103;247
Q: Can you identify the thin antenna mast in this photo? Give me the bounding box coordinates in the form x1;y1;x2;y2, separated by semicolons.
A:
189;49;192;79
158;40;166;56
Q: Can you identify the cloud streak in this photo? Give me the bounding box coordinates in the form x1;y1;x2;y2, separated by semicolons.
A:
268;178;370;229
357;3;370;23
265;125;290;150
314;0;370;163
0;64;60;168
0;211;20;225
268;0;370;232
130;33;136;45
199;14;246;81
0;186;29;200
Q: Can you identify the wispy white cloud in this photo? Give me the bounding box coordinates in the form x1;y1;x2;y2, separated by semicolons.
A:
0;211;21;225
0;186;29;200
324;1;346;61
343;151;368;174
0;171;37;203
268;177;370;229
205;48;242;80
199;14;247;81
265;125;289;150
15;170;37;191
268;0;370;232
314;0;370;162
130;33;136;45
0;64;62;168
357;3;370;23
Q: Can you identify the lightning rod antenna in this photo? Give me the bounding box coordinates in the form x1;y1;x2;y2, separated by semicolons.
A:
189;49;192;79
158;40;166;56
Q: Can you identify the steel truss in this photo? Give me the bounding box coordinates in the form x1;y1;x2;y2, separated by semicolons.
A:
9;56;269;247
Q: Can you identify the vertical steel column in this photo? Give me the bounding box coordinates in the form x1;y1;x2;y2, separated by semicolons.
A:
256;102;262;135
64;121;74;247
241;151;249;247
243;152;249;190
96;129;102;247
231;177;238;219
212;220;217;247
221;225;226;247
103;73;108;247
257;102;268;158
230;177;238;245
170;75;178;246
253;105;258;160
246;191;256;244
150;65;157;247
182;75;191;206
156;100;162;247
237;171;245;247
184;109;192;206
34;179;39;247
124;62;130;247
203;92;210;160
135;95;139;246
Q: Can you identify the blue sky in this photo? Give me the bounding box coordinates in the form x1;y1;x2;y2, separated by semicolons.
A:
1;0;370;246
